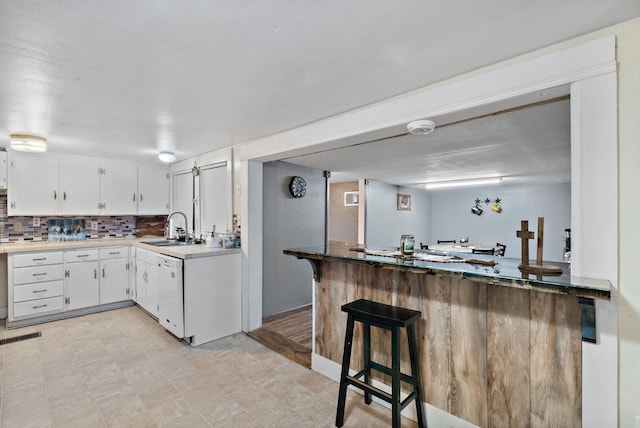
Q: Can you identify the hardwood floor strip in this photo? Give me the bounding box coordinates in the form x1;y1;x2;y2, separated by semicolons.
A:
247;328;312;368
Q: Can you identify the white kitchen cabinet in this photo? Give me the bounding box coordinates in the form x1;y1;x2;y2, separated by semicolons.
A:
100;161;138;215
0;151;7;189
99;247;130;304
138;166;169;215
134;248;158;317
9;251;65;321
59;158;101;215
7;152;59;215
183;252;240;346
64;250;100;310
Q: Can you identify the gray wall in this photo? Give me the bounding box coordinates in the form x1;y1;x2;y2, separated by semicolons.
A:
262;161;326;317
329;181;359;243
365;180;432;249
429;183;571;261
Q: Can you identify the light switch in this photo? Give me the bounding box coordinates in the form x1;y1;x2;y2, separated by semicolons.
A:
14;222;22;232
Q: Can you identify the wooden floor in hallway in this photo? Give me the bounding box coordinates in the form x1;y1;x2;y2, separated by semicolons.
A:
247;305;312;368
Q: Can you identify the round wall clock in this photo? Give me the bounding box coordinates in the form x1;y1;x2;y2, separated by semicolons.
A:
289;176;307;198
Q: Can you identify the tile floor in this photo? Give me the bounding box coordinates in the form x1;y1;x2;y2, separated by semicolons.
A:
0;306;418;427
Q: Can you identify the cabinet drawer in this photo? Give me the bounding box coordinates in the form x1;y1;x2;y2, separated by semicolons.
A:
99;247;129;260
14;281;64;303
14;296;64;318
13;265;64;285
13;252;64;268
64;249;99;263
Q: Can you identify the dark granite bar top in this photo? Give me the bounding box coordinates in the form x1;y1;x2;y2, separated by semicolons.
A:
284;242;610;300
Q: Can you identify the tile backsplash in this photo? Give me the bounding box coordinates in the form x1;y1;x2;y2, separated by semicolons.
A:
0;192;138;243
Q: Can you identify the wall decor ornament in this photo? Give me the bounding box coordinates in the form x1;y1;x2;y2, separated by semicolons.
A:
397;194;412;211
472;197;502;215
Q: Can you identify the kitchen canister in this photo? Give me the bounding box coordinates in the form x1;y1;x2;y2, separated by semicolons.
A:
400;234;415;256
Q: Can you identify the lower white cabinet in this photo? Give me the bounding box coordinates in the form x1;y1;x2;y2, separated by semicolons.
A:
9;247;131;322
134;248;158;317
99;247;130;304
64;249;100;310
9;251;65;321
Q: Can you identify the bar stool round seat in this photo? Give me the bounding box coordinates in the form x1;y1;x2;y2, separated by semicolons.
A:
335;299;426;428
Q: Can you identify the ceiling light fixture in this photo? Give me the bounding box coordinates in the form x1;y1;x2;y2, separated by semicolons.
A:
407;119;436;135
425;177;503;190
158;151;176;163
10;134;47;153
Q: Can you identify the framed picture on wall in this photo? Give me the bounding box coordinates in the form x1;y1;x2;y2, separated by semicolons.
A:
397;194;412;211
344;191;359;206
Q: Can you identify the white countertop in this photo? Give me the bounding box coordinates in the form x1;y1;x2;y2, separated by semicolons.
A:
0;237;240;260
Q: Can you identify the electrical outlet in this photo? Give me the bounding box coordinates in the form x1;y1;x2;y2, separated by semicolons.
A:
91;221;98;231
33;217;40;227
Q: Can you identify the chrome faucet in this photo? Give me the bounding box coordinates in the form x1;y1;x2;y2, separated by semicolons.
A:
166;211;191;243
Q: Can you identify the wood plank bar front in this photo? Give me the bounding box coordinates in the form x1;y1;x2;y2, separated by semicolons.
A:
315;259;582;427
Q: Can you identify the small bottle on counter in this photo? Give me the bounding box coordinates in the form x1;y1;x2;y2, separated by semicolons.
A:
400;234;415;256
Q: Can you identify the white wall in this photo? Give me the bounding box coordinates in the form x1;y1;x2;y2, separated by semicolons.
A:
365;181;431;249
429;183;570;261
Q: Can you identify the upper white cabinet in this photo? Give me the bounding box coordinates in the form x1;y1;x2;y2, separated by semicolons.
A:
100;161;138;215
59;158;101;215
7;152;169;216
0;151;7;189
138;166;169;215
8;152;60;215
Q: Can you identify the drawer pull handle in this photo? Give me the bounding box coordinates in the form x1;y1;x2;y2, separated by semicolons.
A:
32;257;46;262
109;252;120;255
32;304;48;309
32;273;47;277
32;289;47;293
76;254;89;258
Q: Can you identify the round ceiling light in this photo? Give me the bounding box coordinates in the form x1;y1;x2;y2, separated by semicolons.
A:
10;134;47;153
158;151;176;163
407;119;436;135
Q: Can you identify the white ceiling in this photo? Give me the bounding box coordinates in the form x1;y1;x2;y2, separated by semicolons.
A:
0;1;638;172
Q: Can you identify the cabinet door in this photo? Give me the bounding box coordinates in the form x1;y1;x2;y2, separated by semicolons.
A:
100;161;137;215
100;258;130;304
65;261;100;310
59;158;101;215
138;166;169;215
171;171;193;231
8;152;59;215
145;260;159;317
134;258;147;308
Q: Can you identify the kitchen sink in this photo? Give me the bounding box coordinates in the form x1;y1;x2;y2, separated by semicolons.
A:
142;240;193;247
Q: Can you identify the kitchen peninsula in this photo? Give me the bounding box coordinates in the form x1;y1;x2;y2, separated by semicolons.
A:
284;242;610;427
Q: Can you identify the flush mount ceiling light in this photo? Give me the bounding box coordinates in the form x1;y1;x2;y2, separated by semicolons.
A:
10;134;47;153
425;177;503;190
158;151;176;163
407;119;436;135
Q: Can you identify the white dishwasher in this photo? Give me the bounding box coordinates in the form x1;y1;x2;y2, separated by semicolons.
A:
157;254;184;338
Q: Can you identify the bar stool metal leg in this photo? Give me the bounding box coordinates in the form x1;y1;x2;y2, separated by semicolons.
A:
336;313;355;427
407;323;426;428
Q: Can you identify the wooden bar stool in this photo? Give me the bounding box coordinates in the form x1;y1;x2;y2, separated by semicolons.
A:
335;299;426;428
